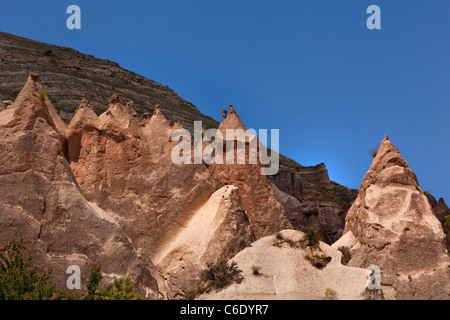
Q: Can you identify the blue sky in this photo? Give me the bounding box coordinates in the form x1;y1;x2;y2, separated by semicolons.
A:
1;1;449;201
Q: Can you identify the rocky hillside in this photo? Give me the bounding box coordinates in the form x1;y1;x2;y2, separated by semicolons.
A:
0;31;218;132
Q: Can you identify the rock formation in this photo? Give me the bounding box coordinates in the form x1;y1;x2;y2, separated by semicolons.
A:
269;163;357;244
338;135;450;300
200;230;371;300
65;93;258;298
0;99;6;112
208;105;292;238
155;186;255;298
0;88;158;297
11;73;67;142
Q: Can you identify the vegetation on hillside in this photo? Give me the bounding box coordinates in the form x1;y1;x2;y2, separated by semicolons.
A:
0;238;143;300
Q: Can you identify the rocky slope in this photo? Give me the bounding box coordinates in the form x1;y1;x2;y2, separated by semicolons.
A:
336;135;450;300
0;31;218;132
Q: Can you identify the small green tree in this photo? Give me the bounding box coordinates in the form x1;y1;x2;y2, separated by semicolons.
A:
83;265;142;300
445;215;450;226
101;276;142;300
304;227;320;246
0;238;56;300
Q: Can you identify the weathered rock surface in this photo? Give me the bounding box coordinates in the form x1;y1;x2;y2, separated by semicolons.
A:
155;186;255;299
0;90;158;297
208;106;292;239
200;230;371;300
340;135;450;300
269;162;357;244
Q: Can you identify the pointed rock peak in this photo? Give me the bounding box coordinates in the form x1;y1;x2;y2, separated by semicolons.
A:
149;104;168;124
11;93;56;131
69;95;99;130
361;136;418;190
127;100;137;117
12;73;67;138
77;94;93;111
109;94;125;106
143;104;171;136
218;104;247;134
153;104;161;115
12;73;44;108
172;119;184;130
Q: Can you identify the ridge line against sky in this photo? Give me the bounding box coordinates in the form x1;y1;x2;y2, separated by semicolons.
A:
0;0;449;200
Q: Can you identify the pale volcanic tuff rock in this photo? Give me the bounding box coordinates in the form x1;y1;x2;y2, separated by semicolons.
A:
155;185;255;299
200;230;371;300
208;105;293;239
68;98;259;298
11;73;67;143
0;90;158;297
339;135;450;300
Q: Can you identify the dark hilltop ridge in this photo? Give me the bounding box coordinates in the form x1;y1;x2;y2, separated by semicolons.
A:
0;31;217;132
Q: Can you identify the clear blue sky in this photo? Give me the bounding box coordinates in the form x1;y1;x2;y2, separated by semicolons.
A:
1;1;449;201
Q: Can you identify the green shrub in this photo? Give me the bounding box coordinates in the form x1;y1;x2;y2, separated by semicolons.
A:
83;265;103;300
200;260;242;290
445;215;450;226
101;276;142;300
369;147;378;158
0;238;56;300
84;265;142;300
304;228;320;246
38;90;47;102
275;232;284;240
251;265;261;276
